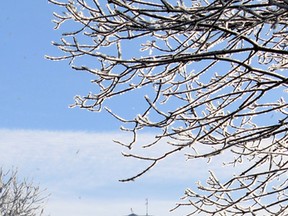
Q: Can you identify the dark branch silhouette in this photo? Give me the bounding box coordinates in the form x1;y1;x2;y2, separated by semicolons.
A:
47;0;288;215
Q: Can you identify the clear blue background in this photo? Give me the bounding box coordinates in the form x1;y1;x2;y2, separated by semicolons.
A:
0;0;122;131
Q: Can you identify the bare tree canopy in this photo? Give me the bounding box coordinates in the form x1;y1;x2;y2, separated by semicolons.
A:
0;169;47;216
47;0;288;215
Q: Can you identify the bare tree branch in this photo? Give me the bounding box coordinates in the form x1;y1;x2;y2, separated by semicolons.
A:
47;0;288;215
0;168;48;216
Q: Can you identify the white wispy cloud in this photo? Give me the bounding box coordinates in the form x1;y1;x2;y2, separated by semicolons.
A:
1;129;250;215
0;129;204;216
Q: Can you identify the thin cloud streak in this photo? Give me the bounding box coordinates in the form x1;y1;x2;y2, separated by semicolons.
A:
0;129;203;215
0;129;255;215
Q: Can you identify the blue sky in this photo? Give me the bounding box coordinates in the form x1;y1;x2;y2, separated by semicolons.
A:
0;1;210;215
0;0;123;132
